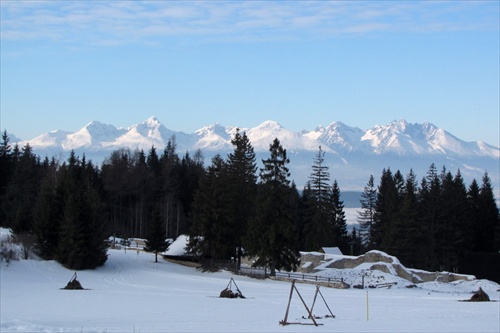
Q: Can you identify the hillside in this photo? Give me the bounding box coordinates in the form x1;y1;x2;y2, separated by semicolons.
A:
2;229;499;332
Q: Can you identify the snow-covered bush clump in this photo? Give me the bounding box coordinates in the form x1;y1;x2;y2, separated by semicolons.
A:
0;228;20;263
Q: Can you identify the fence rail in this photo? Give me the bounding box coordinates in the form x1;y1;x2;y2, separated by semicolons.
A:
275;271;343;284
237;266;343;284
163;255;344;285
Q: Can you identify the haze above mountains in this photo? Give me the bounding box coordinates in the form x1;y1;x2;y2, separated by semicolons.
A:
10;117;500;192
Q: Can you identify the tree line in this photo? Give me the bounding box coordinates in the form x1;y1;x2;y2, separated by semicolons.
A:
357;166;499;272
1;130;498;274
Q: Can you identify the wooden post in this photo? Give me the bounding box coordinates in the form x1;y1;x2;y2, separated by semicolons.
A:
318;288;335;318
293;283;318;326
281;280;295;325
309;286;320;318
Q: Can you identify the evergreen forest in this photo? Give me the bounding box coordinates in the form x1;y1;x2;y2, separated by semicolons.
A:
0;130;498;276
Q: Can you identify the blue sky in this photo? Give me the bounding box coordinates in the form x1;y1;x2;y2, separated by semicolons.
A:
1;1;499;146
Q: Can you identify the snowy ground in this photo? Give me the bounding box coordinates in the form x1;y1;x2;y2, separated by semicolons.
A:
1;243;499;333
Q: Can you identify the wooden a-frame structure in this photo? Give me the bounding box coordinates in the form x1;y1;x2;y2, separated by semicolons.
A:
280;280;335;326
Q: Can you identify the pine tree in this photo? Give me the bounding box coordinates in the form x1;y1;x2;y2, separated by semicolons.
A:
382;169;405;256
330;180;348;253
159;138;181;240
33;158;61;259
419;163;444;270
245;138;300;276
475;172;499;252
80;158;108;268
144;207;169;263
347;226;363;256
130;149;153;238
188;154;233;266
372;168;398;252
303;146;333;251
394;169;423;268
357;175;377;248
1;143;40;232
226;129;257;270
467;178;481;251
56;153;108;270
0;130;13;200
308;146;331;204
174;151;205;236
101;148;134;239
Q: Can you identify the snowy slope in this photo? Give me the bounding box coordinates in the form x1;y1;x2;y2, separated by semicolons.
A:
1;248;499;333
1;227;499;333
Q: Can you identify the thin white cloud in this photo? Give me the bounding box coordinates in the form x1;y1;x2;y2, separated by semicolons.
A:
1;1;498;46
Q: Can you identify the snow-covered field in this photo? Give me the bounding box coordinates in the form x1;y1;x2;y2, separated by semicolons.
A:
1;228;499;333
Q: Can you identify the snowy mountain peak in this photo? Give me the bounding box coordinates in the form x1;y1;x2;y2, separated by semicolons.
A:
254;120;284;132
303;121;363;152
390;118;409;130
145;116;161;126
13;117;499;190
83;121;124;141
195;122;230;137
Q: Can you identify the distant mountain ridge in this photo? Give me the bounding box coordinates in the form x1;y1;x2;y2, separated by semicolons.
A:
11;117;500;191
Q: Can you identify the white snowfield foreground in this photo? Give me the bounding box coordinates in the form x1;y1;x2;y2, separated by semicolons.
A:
1;247;499;332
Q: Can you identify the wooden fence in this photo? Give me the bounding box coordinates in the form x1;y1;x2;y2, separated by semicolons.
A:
237;266;343;284
162;255;345;286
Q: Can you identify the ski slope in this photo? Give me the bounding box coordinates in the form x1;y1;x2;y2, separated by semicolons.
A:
1;245;499;333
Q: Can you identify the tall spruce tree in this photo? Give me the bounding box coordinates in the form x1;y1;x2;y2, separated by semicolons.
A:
382;170;405;256
372;168;398;252
245;138;300;276
101;148;134;239
56;152;108;270
226;129;257;270
33;158;61;259
419;164;443;270
1;143;40;232
330;180;349;253
467;179;481;252
393;169;423;268
347;226;363;256
0;130;13;204
188;155;233;266
303;146;333;251
160;137;181;240
475;172;499;252
144;207;169;263
357;175;377;248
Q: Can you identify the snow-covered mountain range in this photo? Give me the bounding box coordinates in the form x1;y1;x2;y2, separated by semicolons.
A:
12;117;500;191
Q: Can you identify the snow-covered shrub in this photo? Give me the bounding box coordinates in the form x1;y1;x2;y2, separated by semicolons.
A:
0;228;37;263
0;228;19;263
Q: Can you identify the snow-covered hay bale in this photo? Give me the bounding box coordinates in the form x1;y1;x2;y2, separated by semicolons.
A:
63;273;84;290
219;288;244;299
467;287;490;302
64;278;83;290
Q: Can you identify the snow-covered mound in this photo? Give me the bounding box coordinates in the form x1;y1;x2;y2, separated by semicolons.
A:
298;250;485;292
164;234;189;256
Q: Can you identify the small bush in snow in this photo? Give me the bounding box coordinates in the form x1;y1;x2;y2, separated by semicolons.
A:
0;233;19;263
0;228;37;263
